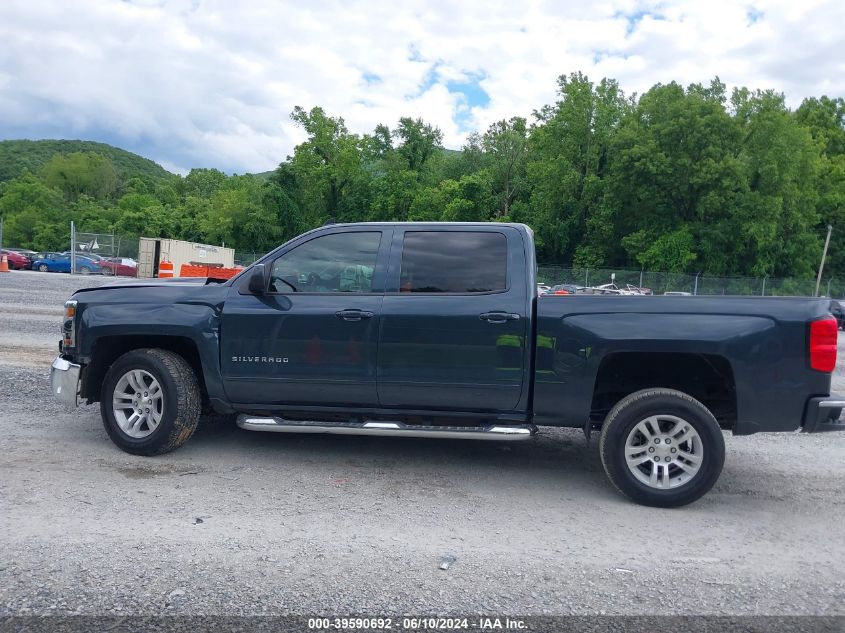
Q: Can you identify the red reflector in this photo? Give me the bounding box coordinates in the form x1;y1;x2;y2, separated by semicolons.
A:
809;317;838;372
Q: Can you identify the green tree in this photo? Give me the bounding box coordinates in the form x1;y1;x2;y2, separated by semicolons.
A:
115;192;175;238
440;172;495;222
183;168;228;198
393;117;443;173
731;88;820;276
482;117;528;217
622;226;697;272
287;106;365;224
0;172;65;248
796;96;845;276
527;72;630;265
40;152;118;201
608;79;744;273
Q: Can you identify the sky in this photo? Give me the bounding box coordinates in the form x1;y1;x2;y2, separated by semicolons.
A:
1;0;843;175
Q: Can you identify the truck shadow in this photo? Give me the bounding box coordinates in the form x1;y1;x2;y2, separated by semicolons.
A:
189;418;794;509
189;416;620;502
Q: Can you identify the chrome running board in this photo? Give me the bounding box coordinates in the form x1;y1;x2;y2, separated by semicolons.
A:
236;415;536;441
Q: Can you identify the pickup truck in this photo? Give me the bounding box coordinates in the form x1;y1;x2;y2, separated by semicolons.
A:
50;222;845;507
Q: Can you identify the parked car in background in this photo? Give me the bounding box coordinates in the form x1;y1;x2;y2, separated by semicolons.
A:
6;247;38;259
537;283;551;295
0;249;33;270
592;283;623;295
546;283;580;295
664;291;693;296
100;257;138;277
61;251;106;262
545;284;595;296
830;300;845;330
31;253;102;275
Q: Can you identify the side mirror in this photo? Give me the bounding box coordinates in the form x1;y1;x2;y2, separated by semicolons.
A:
248;264;267;294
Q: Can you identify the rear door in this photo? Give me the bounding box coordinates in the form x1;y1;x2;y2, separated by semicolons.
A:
377;227;529;412
54;255;71;272
221;228;390;407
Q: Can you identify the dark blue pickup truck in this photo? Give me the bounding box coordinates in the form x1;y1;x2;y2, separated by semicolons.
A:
50;222;845;506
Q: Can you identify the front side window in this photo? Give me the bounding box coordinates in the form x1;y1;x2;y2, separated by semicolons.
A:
270;232;381;293
399;231;508;293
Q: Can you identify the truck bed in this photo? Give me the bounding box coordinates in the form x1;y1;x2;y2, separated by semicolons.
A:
533;294;833;434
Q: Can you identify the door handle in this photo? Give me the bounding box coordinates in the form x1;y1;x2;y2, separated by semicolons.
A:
335;309;374;321
479;311;521;323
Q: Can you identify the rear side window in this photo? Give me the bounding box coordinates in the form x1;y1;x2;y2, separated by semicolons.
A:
399;231;507;293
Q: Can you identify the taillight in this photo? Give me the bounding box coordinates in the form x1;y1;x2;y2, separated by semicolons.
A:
809;317;837;372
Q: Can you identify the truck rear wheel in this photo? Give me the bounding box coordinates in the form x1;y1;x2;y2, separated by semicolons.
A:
599;388;725;507
100;348;201;456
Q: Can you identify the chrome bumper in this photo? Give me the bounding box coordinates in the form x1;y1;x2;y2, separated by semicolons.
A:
50;355;81;407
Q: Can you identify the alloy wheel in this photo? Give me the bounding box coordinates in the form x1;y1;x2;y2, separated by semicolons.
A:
112;369;164;438
624;415;703;489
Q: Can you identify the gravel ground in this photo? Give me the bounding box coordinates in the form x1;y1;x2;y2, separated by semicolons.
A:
0;269;844;617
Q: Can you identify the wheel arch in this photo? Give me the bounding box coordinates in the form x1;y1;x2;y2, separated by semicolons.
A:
591;351;737;429
82;335;206;406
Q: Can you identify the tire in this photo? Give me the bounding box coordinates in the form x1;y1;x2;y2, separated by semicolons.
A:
100;348;201;456
102;267;114;276
79;266;91;275
599;388;725;508
38;264;49;272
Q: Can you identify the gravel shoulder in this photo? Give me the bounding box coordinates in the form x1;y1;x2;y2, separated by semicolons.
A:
0;269;843;616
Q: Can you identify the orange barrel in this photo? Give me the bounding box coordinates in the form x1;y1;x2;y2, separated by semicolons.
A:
0;254;8;273
158;260;174;278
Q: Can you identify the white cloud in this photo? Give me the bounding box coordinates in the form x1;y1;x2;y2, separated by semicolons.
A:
0;0;843;173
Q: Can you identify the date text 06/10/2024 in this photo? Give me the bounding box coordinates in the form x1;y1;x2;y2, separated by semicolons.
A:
307;617;527;630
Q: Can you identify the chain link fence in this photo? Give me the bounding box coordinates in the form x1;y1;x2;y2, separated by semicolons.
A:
537;266;842;298
234;250;264;266
65;225;841;298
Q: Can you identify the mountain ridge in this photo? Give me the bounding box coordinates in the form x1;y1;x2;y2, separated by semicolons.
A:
0;139;175;183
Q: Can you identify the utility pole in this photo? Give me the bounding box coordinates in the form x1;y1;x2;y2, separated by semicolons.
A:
762;274;768;296
70;221;76;276
0;216;4;251
815;224;833;297
827;278;833;297
693;272;700;296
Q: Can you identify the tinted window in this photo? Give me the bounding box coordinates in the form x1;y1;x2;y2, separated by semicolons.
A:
399;231;507;293
270;232;381;293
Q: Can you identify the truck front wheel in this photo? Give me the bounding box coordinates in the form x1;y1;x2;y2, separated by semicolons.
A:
599;388;725;507
100;348;201;456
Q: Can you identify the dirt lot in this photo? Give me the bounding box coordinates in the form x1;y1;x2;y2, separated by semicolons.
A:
0;269;843;616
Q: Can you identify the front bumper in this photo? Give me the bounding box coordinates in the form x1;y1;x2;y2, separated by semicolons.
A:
50;355;81;407
803;394;845;433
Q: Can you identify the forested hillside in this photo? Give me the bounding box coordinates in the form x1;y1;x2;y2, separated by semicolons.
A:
1;73;843;278
0;140;172;183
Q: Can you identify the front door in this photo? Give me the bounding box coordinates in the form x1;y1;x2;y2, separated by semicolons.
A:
221;229;388;407
377;228;529;412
